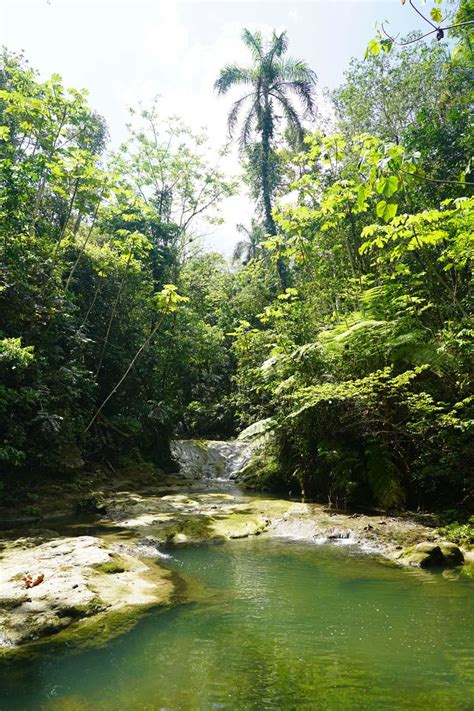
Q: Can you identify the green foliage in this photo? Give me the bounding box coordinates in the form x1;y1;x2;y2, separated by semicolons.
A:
0;338;34;367
0;8;472;518
228;12;472;511
437;518;474;545
0;52;236;479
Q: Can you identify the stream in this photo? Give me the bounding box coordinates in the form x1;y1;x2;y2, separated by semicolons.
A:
0;443;473;710
0;538;473;709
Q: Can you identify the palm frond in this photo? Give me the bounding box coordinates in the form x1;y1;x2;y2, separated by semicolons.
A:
271;90;304;142
236;223;251;238
232;239;249;263
227;92;254;136
214;65;253;95
241;29;263;59
273;60;317;118
290;81;317;118
275;82;316;119
270;31;289;60
239;101;259;149
276;58;317;85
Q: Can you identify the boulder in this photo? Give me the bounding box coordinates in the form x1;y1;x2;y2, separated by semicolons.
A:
397;541;463;568
438;541;464;566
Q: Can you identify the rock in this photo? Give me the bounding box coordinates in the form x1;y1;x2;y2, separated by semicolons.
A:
396;542;463;568
464;550;474;565
327;529;352;540
76;492;107;514
0;594;30;610
437;541;464;566
397;542;444;567
0;535;174;650
212;512;268;539
237;418;274;441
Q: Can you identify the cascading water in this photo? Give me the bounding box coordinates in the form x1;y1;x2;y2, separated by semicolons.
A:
170;439;254;480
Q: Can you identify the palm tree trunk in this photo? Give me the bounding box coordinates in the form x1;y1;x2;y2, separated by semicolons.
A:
261;104;287;290
261;130;276;237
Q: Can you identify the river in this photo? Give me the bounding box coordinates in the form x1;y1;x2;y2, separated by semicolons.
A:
0;441;472;709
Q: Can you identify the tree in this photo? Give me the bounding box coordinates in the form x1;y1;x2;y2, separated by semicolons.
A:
215;29;317;284
332;41;447;146
232;219;264;264
111;102;238;261
332;35;472;206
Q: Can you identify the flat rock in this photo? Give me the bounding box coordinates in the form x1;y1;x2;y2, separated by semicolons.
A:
0;535;174;649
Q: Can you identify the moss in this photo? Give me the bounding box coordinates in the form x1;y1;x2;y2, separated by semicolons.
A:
212;511;268;539
76;493;107;514
396;542;462;568
0;594;29;610
160;515;215;543
58;596;106;619
0;606;151;661
238;448;286;493
190;439;210;451
93;557;127;575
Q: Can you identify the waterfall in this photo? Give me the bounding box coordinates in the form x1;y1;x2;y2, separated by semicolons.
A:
170;440;254;480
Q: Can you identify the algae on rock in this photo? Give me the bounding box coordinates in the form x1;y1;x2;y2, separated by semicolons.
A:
396;542;464;568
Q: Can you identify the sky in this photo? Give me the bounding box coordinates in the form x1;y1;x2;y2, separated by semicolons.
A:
2;0;420;255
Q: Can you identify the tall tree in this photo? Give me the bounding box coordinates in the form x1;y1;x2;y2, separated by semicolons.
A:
215;29;317;284
232;219;264;264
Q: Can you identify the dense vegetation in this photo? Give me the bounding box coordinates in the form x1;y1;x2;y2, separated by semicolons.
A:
1;0;472;515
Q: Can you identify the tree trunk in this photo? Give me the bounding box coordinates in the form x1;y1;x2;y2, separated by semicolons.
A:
85;312;167;433
261;103;287;290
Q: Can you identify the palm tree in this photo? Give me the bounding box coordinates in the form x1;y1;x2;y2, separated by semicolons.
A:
232;219;265;264
215;29;317;245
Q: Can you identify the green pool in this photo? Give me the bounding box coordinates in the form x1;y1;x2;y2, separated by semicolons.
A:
0;538;472;710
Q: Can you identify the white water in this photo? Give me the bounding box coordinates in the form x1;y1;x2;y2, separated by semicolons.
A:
171;439;254;480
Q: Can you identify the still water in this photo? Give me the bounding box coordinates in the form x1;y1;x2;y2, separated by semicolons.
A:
0;538;472;710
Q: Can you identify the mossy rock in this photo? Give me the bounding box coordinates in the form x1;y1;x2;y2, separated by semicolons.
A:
437;541;464;565
0;605;151;661
0;593;30;610
58;596;107;619
211;512;268;539
397;542;463;568
159;515;215;543
76;492;107;514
